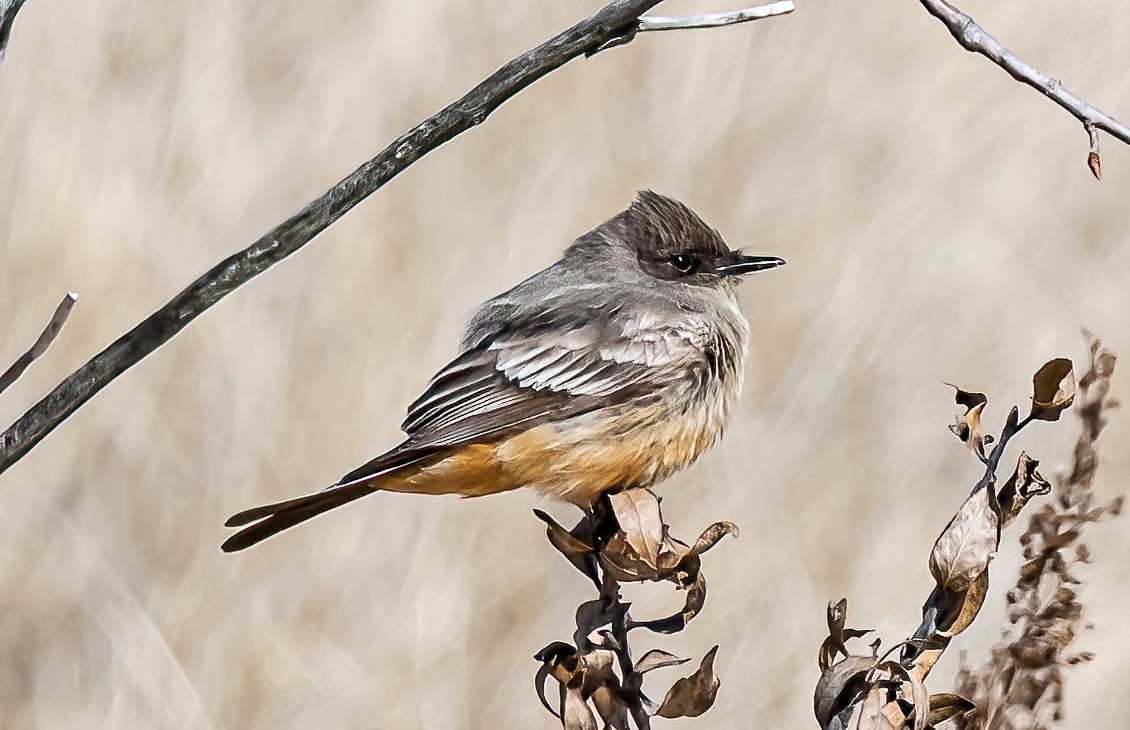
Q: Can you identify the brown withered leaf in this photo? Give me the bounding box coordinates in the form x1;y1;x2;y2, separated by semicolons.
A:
945;384;988;456
690;521;740;555
997;452;1052;527
534;642;578;718
1088;148;1102;181
590;685;629;730
608;489;664;570
815;655;877;728
563;687;598;730
656;645;721;719
534;510;592;555
573;600;617;650
627;571;707;634
634;649;690;674
949;574;990;639
846;687;897;730
820;598;873;671
926;692;975;726
535;509;598;583
949;386;988;412
600;535;660;583
879;661;928;730
1031;358;1076;421
928;569;989;639
929;487;1000;593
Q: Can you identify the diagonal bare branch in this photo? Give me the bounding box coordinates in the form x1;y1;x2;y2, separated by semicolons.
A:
0;0;29;65
638;1;794;32
0;292;78;397
0;0;795;475
918;0;1130;178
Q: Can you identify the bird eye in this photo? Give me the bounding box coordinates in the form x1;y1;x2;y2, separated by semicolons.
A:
668;254;695;273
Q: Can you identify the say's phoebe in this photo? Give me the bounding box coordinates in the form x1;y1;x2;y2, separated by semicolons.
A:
222;191;784;552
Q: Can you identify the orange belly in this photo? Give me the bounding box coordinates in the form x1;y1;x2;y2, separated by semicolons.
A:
381;401;726;506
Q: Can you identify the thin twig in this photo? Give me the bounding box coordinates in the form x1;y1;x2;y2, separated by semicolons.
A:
0;0;795;475
0;292;77;397
918;0;1130;174
638;1;794;32
0;0;28;65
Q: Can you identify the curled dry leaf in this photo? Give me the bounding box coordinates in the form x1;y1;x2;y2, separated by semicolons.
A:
945;385;988;457
535;490;738;728
563;688;598;730
590;685;629;730
690;521;740;555
929;487;1000;594
608;489;664;570
655;646;721;719
574;600;618;650
879;661;928;730
634;649;690;674
535;509;598;584
820;598;873;671
925;692;974;726
627;571;708;634
815;655;878;728
845;687;896;730
1030;358;1076;421
996;452;1051;527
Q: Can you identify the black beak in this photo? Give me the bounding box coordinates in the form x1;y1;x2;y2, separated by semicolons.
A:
714;253;787;276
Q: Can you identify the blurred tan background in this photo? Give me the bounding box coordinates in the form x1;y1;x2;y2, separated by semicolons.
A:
2;0;1129;727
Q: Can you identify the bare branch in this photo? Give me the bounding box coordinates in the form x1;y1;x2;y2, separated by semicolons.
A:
0;0;28;65
918;0;1130;174
0;292;77;397
0;0;797;475
638;1;794;32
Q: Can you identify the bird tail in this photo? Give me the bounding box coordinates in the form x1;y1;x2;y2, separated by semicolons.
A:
221;443;435;553
221;481;375;552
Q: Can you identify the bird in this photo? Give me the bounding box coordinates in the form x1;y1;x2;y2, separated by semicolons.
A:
221;191;784;552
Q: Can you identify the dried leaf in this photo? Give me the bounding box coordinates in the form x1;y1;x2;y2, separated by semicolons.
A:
634;649;690;674
535;509;598;583
847;687;896;730
590;685;629;729
945;385;988;456
820;598;872;671
690;521;740;555
656;645;721;718
929;487;1000;593
600;534;661;582
1088;149;1102;181
563;687;598;730
997;452;1052;526
880;661;928;730
925;692;975;725
573;600;616;650
948;386;988;412
534;663;561;719
1031;358;1076;421
815;655;877;728
608;489;664;569
627;571;707;634
946;569;989;638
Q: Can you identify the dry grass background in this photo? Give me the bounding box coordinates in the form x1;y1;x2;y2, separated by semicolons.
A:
1;1;1129;727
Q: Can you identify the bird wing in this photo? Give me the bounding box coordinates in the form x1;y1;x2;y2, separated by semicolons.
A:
330;301;708;488
400;310;703;450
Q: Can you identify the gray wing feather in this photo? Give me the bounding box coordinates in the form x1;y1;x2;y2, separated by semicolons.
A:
400;307;700;450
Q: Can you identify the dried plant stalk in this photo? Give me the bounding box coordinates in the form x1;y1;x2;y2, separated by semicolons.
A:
813;339;1117;729
534;490;737;728
954;338;1120;730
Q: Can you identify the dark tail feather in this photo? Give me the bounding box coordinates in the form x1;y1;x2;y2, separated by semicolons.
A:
221;483;374;552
